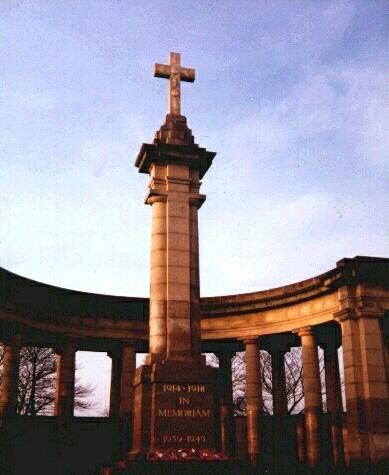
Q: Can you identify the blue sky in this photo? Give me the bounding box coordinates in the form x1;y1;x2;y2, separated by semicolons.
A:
1;1;388;412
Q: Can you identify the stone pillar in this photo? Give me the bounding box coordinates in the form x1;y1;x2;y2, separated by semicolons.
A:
297;327;322;468
216;351;234;456
148;193;167;359
381;317;389;401
336;308;389;467
109;344;137;459
270;342;289;472
244;338;262;468
0;333;21;427
295;416;305;464
55;341;76;427
323;335;344;467
119;345;136;455
271;347;288;416
109;348;121;418
0;334;21;475
146;162;205;363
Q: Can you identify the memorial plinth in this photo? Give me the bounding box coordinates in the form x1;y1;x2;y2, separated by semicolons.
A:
131;362;219;458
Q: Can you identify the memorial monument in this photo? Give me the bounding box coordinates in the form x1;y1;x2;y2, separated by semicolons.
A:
129;52;221;462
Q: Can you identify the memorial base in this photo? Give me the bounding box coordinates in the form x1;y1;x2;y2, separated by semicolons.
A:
129;359;220;457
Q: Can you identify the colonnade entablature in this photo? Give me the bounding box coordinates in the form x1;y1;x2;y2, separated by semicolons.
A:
1;256;388;344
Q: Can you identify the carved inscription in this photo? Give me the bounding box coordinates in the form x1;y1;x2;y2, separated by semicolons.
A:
153;383;215;448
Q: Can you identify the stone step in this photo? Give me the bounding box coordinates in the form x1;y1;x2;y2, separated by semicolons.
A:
102;460;250;475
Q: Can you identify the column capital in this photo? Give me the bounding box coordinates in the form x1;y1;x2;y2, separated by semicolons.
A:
145;192;167;205
260;334;292;354
214;350;235;362
240;336;259;345
107;349;120;360
54;339;77;356
334;307;384;323
189;195;206;209
293;326;314;338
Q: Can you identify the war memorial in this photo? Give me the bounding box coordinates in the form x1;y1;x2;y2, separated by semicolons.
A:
0;53;389;474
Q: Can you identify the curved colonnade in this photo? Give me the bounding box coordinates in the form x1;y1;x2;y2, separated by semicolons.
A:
1;255;389;471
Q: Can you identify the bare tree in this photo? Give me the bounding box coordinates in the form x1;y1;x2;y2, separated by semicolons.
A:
206;348;326;416
0;344;95;415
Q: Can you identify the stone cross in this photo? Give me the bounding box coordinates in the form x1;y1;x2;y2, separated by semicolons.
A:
154;52;195;116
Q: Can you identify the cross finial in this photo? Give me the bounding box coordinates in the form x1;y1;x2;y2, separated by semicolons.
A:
154;52;195;116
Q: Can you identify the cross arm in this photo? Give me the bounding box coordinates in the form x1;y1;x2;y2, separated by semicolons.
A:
154;64;171;79
180;67;195;82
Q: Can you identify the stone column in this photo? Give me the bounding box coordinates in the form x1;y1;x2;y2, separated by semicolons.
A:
295;416;305;464
148;192;167;359
0;333;21;427
55;341;76;427
119;345;136;455
381;317;389;402
336;308;389;467
297;327;322;468
109;344;137;459
244;338;262;468
147;161;201;362
109;349;121;418
271;347;288;416
108;348;122;461
216;351;234;456
0;334;21;475
323;335;344;467
270;342;289;472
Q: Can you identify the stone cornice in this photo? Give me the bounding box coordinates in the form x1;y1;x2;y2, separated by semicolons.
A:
0;256;388;342
135;141;216;179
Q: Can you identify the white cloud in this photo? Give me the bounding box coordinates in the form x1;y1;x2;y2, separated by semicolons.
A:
206;65;389;174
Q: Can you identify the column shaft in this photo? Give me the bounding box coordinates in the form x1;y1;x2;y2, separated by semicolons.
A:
217;352;234;456
166;164;191;360
119;345;136;456
189;196;201;358
119;346;136;417
110;345;136;460
244;338;261;467
271;349;288;416
339;314;389;466
149;195;167;357
55;342;76;425
0;334;21;426
271;347;288;472
298;327;322;468
109;349;121;417
324;340;344;467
